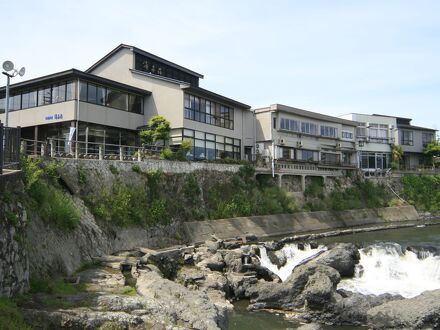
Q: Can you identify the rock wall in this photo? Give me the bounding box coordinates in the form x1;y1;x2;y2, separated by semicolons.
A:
182;205;420;243
0;172;29;297
26;196;180;278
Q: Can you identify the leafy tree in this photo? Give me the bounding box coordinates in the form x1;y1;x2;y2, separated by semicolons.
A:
424;141;440;167
139;115;171;146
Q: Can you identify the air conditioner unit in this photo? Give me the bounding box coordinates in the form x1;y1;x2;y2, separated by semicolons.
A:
296;141;303;148
336;143;342;148
278;138;285;145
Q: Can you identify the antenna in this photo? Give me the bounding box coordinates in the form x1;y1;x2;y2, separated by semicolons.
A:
2;60;14;71
18;67;25;76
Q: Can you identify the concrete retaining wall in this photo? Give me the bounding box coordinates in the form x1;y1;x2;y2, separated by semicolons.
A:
182;206;420;243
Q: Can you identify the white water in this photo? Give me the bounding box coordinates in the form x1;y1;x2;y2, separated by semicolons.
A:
339;243;440;298
259;243;327;281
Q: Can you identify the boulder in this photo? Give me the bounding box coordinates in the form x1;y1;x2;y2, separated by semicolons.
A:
197;252;225;272
367;289;440;329
310;243;360;277
136;270;228;329
297;324;322;330
266;250;287;268
303;272;335;309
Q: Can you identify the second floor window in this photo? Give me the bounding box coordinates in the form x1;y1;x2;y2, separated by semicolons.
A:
401;130;414;145
422;132;434;147
320;125;337;138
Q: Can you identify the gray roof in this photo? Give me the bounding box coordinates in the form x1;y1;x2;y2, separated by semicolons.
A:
0;69;151;95
86;44;204;78
397;124;437;132
255;104;358;126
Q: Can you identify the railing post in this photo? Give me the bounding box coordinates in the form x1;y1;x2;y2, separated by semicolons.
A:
21;140;27;155
137;149;142;162
0;123;4;175
49;138;55;158
75;141;79;159
99;144;103;160
119;146;124;161
41;143;45;157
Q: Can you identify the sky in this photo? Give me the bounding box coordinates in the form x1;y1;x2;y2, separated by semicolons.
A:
1;0;439;130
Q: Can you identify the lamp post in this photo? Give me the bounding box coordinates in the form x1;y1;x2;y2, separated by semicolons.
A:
2;61;25;127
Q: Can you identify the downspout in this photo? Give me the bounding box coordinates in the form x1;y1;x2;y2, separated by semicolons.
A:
75;78;80;158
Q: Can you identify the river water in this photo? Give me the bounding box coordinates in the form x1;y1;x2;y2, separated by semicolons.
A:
229;224;440;329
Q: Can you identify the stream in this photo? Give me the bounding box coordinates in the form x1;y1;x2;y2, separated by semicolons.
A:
229;224;440;329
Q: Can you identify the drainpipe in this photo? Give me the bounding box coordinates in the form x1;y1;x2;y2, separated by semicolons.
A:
272;140;275;178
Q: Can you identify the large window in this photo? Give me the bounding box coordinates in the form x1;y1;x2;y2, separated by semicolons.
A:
184;93;234;130
300;149;315;161
320;125;337;138
280;118;300;132
360;152;390;170
369;124;388;143
342;131;353;139
181;129;240;160
79;81;142;114
321;152;340;165
301;122;318;135
401;130;413;146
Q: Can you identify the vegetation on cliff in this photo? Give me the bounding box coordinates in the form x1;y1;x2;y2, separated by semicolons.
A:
21;157;80;230
401;175;440;211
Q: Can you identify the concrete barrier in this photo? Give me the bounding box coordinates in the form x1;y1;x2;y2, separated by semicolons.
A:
182;206;420;243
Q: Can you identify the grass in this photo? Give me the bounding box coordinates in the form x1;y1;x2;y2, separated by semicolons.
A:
121;286;137;296
0;297;32;330
30;277;85;295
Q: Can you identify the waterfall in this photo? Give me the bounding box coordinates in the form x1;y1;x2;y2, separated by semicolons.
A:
259;243;327;281
339;243;440;298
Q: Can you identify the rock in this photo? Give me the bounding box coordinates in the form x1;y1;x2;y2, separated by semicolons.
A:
136;270;228;329
367;289;440;329
406;245;439;259
222;249;244;273
205;240;222;253
78;267;125;292
309;241;319;249
227;273;258;300
223;240;241;250
197;252;225;272
303;272;335;309
97;295;144;312
266;250;287;268
242;264;281;282
310;243;360;277
264;241;283;251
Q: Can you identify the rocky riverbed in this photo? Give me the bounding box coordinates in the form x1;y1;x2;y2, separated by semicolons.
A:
19;234;440;329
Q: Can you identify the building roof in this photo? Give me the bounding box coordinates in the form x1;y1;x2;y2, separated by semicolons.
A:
86;44;204;79
181;85;251;110
255;104;358;126
397;124;437;132
0;69;151;96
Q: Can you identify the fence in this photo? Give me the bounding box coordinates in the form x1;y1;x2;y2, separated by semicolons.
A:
21;138;183;161
0;124;21;175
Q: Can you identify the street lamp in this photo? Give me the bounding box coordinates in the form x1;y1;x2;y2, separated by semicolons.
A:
2;61;25;127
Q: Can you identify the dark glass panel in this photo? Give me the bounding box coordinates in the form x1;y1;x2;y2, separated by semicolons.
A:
129;94;143;114
87;83;97;104
79;81;87;101
107;89;127;111
96;86;106;106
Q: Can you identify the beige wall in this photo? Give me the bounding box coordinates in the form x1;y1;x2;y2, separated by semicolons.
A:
88;48;184;128
0;101;76;128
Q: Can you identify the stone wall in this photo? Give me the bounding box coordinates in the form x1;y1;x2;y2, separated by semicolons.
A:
182;205;420;243
0;172;29;297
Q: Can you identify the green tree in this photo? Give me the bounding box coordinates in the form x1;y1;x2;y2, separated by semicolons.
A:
139;115;171;146
424;141;440;167
391;144;403;169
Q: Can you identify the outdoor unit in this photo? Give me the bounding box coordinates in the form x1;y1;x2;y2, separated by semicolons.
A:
296;141;303;148
336;142;342;148
278;138;285;145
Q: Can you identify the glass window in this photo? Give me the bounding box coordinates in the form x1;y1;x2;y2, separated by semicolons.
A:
87;83;97;104
21;91;37;109
66;81;73;100
97;86;106;106
107;89;127;111
129;94;143;114
206;141;215;160
301;122;317;135
195;131;204;139
184;93;190;108
225;137;233;144
234;139;240;146
52;83;66;103
301;150;315;161
422;133;434;147
10;94;21;111
79;81;87;101
194;139;205;160
206;133;215;141
320;125;337;138
0;97;4;113
38;87;51;106
342;131;353;139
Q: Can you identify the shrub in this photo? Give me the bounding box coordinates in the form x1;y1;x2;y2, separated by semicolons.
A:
160;147;174;160
0;297;31;330
109;164;119;175
131;164;141;173
401;175;440;211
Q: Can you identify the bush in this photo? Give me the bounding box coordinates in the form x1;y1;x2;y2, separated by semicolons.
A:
131;164;141;173
109;164;119;175
160;148;174;160
401;175;440;211
0;297;31;330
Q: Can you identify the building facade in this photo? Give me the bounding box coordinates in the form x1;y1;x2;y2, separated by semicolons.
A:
0;44;254;160
255;104;358;169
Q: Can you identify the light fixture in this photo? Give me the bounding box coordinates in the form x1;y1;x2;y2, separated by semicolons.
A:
2;60;26;127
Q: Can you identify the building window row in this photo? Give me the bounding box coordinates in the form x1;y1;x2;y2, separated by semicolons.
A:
280;118;337;138
79;81;143;114
179;129;240;160
279;147;318;162
342;131;353;139
369;124;389;143
134;53;199;86
0;81;74;113
184;93;234;130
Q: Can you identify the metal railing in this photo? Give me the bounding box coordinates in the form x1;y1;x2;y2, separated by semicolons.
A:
0;124;21;174
21;138;183;161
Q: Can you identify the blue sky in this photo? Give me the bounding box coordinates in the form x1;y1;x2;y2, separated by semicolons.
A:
1;0;439;130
